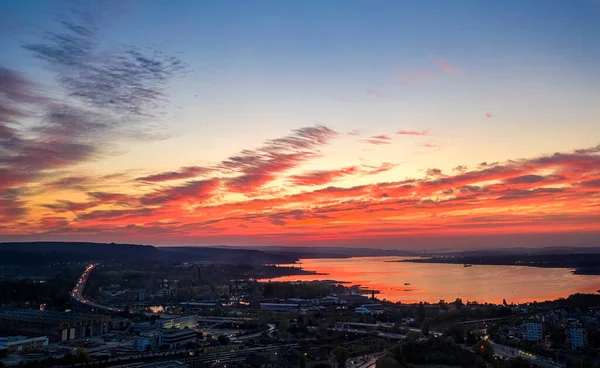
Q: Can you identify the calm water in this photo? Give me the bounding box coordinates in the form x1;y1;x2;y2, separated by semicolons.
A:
264;257;600;304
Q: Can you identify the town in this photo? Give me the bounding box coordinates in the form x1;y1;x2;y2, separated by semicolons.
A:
1;259;599;368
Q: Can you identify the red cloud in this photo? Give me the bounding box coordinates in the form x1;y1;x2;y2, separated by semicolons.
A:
289;166;360;186
4;131;600;246
140;178;221;206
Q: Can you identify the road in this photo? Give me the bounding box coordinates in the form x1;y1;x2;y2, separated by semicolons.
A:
71;263;122;312
235;323;277;340
487;339;564;368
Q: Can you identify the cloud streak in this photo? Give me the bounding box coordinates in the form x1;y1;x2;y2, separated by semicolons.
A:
397;129;429;136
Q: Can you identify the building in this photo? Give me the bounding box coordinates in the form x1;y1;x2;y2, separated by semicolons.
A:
568;324;587;350
337;294;370;305
179;302;217;312
126;289;146;302
259;303;301;312
158;315;197;330
158;329;196;348
287;298;312;307
0;310;110;342
214;285;230;296
0;336;48;353
111;317;130;331
113;360;188;368
135;331;158;352
520;321;543;341
133;321;153;333
314;296;338;306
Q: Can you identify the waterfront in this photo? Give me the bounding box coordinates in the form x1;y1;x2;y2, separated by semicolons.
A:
262;256;600;304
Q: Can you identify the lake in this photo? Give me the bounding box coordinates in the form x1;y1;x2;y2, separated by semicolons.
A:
262;256;600;304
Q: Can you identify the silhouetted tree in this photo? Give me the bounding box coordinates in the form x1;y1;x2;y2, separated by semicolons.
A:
218;334;230;346
333;346;349;368
421;320;430;337
417;302;426;322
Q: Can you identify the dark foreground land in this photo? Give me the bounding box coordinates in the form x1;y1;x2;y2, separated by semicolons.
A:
399;251;600;275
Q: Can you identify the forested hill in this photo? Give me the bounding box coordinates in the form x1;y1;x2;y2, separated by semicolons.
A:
0;242;297;266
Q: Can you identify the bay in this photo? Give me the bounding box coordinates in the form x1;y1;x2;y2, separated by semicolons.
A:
262;256;600;304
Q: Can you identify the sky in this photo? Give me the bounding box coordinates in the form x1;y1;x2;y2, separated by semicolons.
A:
0;0;599;249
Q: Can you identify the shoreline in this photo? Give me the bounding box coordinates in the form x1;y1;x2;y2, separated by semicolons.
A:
393;258;600;275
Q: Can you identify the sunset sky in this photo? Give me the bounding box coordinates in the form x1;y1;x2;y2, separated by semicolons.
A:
1;0;599;248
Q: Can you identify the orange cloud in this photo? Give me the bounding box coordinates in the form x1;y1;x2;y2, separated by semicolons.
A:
1;120;599;248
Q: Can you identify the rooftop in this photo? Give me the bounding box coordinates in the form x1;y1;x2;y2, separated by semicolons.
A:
0;309;107;324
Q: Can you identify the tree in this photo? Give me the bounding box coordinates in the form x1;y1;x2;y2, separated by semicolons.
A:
333;346;349;368
299;353;307;368
445;324;465;343
474;341;494;363
474;356;487;368
184;341;196;350
421;320;430;337
376;355;403;368
389;344;406;365
61;352;75;366
218;334;230;346
74;347;91;363
417;302;426;322
508;357;532;368
455;298;463;309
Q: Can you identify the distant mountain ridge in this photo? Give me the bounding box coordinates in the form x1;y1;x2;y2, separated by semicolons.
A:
0;242;296;266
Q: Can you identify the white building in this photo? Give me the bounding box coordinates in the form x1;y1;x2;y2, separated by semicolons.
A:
568;324;587;350
158;315;197;330
158;329;197;348
521;321;542;341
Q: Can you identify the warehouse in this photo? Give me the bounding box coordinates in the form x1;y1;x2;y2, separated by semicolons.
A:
0;310;110;342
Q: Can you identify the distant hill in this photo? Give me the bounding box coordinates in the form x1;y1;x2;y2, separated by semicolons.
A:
215;245;418;259
0;242;297;266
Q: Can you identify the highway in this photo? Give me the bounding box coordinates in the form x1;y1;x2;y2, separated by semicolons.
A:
487;338;564;368
71;263;123;312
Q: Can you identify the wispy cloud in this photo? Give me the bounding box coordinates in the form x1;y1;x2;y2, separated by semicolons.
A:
366;89;385;98
0;3;187;220
397;129;429;136
360;135;392;145
395;69;438;84
289;166;360;186
433;58;460;74
136;166;212;183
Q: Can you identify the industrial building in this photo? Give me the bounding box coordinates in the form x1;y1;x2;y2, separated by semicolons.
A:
0;310;110;342
259;303;301;312
0;335;48;352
